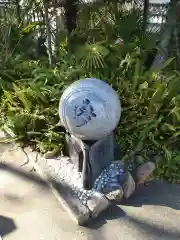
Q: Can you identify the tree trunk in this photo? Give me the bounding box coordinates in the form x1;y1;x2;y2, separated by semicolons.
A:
175;1;180;69
53;0;60;57
151;0;177;69
43;0;53;65
15;0;21;25
64;0;78;52
142;0;149;32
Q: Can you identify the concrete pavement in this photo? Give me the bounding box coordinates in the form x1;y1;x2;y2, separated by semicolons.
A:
83;181;180;240
0;146;86;240
0;142;180;240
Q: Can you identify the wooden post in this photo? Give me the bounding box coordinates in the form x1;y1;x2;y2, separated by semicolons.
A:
142;0;149;32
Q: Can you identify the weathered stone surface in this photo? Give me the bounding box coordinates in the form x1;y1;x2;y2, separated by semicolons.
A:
0;147;25;164
0;143;34;172
24;147;90;225
136;161;155;185
104;187;124;202
0;132;17;158
122;172;135;199
86;192;110;218
102;180;124;202
44;148;61;159
66;132;115;187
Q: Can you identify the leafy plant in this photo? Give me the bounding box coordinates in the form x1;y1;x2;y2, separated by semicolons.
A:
0;0;179;184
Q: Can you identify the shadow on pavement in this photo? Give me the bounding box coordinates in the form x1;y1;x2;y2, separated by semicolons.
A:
0;193;23;204
84;204;126;228
81;180;180;235
83;203;180;240
126;215;180;240
121;180;180;210
1;161;180;239
0;163;48;187
84;203;180;240
0;215;16;237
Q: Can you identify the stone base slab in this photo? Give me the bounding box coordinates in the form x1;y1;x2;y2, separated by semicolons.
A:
24;148;112;225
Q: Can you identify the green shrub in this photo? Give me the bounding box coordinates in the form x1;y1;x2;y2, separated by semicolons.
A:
0;47;180;183
115;63;180;183
0;0;179;183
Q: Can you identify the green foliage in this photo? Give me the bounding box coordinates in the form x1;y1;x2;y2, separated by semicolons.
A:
1;59;81;151
0;0;179;183
115;63;180;183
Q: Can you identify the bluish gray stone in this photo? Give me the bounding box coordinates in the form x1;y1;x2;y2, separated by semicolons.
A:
66;132;115;189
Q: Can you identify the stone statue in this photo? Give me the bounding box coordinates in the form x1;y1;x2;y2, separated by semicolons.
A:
55;78;156;220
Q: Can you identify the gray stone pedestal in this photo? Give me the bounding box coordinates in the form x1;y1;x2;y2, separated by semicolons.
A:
65;132;115;190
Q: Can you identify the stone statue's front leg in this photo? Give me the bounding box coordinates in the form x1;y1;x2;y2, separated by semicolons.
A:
94;160;155;204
